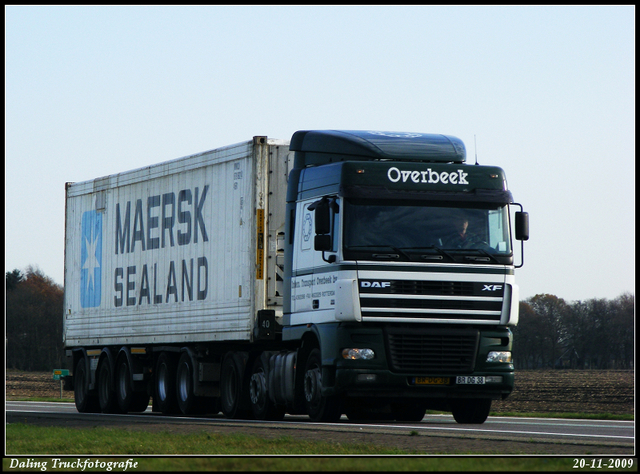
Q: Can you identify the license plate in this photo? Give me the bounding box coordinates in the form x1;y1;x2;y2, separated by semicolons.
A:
413;376;450;385
456;376;485;385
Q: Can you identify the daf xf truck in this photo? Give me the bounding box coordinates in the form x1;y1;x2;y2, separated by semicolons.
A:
63;130;529;424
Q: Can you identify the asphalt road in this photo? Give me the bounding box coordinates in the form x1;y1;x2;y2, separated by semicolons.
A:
6;401;635;456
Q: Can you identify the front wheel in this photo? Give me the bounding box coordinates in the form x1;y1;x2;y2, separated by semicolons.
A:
303;349;342;422
450;398;491;424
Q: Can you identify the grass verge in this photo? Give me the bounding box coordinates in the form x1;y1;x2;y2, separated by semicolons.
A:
6;423;409;455
4;424;609;472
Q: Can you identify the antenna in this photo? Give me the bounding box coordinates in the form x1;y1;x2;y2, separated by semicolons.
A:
474;135;478;165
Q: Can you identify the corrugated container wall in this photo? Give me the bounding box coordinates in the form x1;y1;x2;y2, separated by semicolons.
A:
63;137;292;348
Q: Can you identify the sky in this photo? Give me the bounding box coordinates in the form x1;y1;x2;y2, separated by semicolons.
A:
5;5;635;303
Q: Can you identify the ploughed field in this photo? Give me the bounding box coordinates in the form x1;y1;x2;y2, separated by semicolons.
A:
6;369;633;417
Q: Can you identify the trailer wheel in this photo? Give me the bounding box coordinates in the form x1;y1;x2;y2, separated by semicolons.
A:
116;357;149;413
450;398;491;424
303;349;342;422
154;352;179;414
249;355;285;421
220;352;250;419
98;359;122;413
74;357;100;413
176;352;206;415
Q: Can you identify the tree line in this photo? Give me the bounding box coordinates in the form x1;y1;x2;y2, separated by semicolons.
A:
513;293;634;370
5;268;635;372
6;267;65;371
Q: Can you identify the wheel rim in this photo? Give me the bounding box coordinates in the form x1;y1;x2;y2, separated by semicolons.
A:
178;362;190;402
223;367;237;408
157;363;168;402
304;366;321;405
249;370;267;408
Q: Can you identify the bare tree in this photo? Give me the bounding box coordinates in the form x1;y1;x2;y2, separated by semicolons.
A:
512;301;542;369
608;293;634;369
6;267;64;371
526;294;570;368
515;293;634;370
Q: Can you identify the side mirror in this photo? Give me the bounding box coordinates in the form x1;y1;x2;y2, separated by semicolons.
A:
310;198;331;235
515;211;529;241
315;234;332;252
308;196;338;262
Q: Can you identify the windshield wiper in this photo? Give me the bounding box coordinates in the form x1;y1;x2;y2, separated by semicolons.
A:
395;246;455;262
461;248;499;263
420;245;455;262
346;245;410;260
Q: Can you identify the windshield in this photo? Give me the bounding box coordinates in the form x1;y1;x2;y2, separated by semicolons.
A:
343;199;512;262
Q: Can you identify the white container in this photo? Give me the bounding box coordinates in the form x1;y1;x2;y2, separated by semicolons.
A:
63;137;292;347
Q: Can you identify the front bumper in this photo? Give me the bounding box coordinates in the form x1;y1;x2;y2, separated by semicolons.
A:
317;322;515;400
330;367;514;400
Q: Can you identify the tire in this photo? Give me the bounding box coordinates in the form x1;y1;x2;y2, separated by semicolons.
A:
450;398;492;424
303;349;342;422
116;357;149;413
220;352;250;419
97;359;122;413
74;357;100;413
176;352;206;415
249;354;286;421
154;352;179;414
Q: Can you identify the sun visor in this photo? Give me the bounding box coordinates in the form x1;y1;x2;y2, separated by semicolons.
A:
291;130;466;168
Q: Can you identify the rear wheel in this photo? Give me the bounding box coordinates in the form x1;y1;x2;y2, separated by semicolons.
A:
154;352;179;414
450;398;491;424
97;360;121;413
303;349;342;422
220;352;250;419
249;355;285;421
74;357;100;413
176;352;206;415
116;357;149;413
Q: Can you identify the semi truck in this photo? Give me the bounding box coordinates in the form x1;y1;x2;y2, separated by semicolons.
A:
63;130;529;424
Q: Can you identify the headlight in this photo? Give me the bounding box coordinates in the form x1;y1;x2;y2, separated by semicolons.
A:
342;348;375;360
486;351;512;363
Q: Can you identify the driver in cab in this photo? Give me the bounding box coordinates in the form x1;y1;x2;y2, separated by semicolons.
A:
442;214;487;250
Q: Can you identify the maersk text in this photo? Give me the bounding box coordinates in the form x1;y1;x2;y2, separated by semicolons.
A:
115;186;209;255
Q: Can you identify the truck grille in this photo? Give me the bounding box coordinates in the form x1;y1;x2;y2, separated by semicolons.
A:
385;327;479;374
390;280;474;295
359;279;504;322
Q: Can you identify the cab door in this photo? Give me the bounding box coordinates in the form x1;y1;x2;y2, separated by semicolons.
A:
290;200;318;317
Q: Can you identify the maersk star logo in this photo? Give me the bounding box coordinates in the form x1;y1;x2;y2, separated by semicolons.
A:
80;210;102;308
